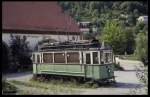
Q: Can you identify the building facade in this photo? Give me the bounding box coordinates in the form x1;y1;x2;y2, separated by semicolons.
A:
2;2;82;50
78;21;97;40
137;16;148;24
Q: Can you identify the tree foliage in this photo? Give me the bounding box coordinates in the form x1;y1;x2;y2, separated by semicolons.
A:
9;35;32;72
59;1;147;29
124;27;135;54
101;20;127;54
2;42;10;73
59;1;147;58
135;32;148;65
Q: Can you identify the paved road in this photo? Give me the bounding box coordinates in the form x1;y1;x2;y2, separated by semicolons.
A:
4;72;32;82
80;71;145;95
115;57;144;70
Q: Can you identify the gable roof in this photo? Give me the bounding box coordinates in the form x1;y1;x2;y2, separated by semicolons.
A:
2;2;81;34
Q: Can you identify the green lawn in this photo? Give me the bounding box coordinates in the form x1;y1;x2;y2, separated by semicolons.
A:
2;79;17;95
118;54;139;61
7;80;79;95
6;78;98;95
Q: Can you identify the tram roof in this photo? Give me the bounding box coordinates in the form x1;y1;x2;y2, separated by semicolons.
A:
37;40;112;52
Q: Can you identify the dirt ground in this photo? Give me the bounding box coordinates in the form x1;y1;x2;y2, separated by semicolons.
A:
4;59;147;95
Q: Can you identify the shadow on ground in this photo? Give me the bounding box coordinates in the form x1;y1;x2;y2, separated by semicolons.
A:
112;82;144;89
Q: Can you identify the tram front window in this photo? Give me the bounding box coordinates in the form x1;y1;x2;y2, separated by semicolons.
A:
105;53;112;63
105;53;109;63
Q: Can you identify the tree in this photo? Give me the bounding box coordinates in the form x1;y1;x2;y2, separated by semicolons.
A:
100;20;127;54
124;27;135;54
59;1;147;34
135;32;148;65
135;22;147;34
9;35;32;72
2;42;10;73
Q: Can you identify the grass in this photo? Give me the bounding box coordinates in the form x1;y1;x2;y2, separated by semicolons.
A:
31;75;100;89
118;54;139;60
6;74;104;95
7;77;99;95
125;55;139;60
9;80;49;89
9;80;79;95
2;79;17;95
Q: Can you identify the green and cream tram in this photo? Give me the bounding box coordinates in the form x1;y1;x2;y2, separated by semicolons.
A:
31;40;115;82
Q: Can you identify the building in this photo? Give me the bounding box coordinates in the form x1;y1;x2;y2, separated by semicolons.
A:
2;2;82;50
78;21;97;40
137;16;148;24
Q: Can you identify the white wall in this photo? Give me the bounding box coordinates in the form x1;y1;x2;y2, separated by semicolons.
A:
2;33;80;50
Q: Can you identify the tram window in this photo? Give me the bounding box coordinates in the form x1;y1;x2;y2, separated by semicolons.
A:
105;53;110;63
93;52;98;64
54;53;65;63
109;53;112;63
43;53;53;63
32;54;35;63
37;55;40;63
86;53;91;64
100;51;104;64
67;52;79;63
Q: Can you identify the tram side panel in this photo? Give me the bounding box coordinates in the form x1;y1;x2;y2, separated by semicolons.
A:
32;50;115;81
85;64;114;80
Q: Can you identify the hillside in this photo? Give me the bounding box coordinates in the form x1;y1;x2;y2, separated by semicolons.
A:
59;1;148;63
59;1;148;30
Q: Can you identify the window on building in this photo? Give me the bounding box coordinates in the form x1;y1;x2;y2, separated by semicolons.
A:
72;36;75;40
79;22;92;28
67;52;79;63
54;53;65;63
43;53;53;63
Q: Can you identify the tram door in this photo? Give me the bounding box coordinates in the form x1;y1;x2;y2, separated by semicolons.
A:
34;53;41;63
85;53;91;64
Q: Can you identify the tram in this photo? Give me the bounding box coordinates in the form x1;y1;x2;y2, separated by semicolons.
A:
31;39;115;83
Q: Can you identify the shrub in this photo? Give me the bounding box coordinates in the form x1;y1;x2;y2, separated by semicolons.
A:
2;79;17;95
131;66;148;95
135;32;148;65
